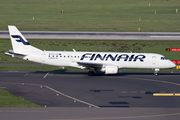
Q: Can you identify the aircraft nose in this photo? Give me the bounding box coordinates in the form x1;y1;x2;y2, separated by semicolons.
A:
170;61;176;68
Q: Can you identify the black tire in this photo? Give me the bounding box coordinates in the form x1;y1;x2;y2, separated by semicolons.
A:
88;71;94;76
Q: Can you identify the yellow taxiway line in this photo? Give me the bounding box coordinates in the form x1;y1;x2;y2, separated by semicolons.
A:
153;93;180;96
175;93;180;96
43;72;49;78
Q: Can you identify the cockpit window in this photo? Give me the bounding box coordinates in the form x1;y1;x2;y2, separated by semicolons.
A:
161;57;168;60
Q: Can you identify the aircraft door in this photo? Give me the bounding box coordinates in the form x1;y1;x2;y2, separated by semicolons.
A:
152;56;156;64
41;53;46;63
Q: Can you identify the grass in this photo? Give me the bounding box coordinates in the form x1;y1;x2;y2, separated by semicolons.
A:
0;89;41;107
0;0;180;32
1;39;180;71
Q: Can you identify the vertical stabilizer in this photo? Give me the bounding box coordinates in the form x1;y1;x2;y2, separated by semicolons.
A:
8;26;42;54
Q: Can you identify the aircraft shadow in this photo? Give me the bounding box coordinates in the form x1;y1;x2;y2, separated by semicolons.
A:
31;70;180;76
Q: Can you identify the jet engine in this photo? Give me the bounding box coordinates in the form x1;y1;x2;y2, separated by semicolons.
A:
105;65;119;74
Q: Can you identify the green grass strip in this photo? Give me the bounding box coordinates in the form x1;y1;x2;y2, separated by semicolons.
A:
0;89;41;107
0;0;180;32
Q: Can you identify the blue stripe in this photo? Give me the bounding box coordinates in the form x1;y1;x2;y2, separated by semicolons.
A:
11;35;30;45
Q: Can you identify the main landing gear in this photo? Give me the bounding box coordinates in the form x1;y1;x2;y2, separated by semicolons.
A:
154;68;159;76
88;71;94;76
88;68;95;76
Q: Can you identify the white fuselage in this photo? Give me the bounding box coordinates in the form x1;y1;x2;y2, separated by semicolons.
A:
19;51;175;70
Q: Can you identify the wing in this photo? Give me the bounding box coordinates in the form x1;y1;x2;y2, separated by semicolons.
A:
77;61;104;70
77;61;120;74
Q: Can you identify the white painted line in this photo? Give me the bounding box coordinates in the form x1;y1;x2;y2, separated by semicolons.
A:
8;71;19;72
0;87;6;89
21;83;99;108
141;91;145;93
44;85;100;108
24;74;28;77
121;91;127;93
131;91;137;93
0;111;48;113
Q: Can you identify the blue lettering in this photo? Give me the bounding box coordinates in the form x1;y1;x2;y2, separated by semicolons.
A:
80;53;92;60
106;54;118;61
133;55;146;62
90;54;96;60
94;54;107;61
117;54;129;61
80;53;146;62
128;55;135;61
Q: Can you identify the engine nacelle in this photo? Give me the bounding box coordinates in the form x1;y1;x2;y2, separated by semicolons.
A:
105;65;119;74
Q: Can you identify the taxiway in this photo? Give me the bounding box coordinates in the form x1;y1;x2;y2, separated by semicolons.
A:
1;31;180;40
0;71;180;120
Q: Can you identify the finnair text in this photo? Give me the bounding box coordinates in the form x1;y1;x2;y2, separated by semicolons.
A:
80;53;146;62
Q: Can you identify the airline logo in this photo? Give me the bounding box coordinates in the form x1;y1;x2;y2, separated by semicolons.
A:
80;53;146;62
11;35;30;45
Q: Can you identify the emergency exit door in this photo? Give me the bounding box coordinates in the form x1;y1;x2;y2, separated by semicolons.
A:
152;56;156;64
41;53;46;63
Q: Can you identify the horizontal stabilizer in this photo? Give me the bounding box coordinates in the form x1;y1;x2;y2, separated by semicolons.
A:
5;50;27;57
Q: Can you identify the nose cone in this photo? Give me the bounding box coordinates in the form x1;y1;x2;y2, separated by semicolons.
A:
170;61;176;68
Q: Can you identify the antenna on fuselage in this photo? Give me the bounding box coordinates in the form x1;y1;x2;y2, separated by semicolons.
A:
73;49;76;52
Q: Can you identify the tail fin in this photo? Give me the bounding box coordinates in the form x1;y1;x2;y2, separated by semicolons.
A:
8;26;42;54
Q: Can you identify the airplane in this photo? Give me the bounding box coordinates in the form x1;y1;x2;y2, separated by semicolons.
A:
5;26;176;76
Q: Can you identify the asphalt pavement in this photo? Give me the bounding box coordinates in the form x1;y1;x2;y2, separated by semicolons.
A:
1;71;180;120
1;31;180;40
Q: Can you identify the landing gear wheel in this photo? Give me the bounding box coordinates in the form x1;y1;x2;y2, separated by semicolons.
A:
154;73;158;76
154;68;159;76
88;71;94;76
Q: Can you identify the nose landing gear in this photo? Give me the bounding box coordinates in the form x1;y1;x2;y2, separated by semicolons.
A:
154;68;159;76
